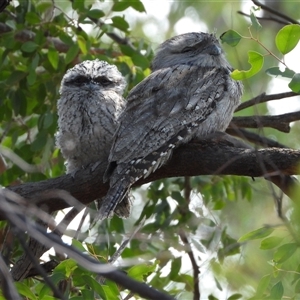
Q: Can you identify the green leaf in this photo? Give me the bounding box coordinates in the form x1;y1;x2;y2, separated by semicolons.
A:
231;51;264;80
54;259;78;277
274;243;298;263
72;0;86;11
227;294;242;300
59;32;74;46
102;281;119;299
171;191;184;203
111;16;129;32
27;69;36;86
170;257;181;280
256;274;271;297
288;73;300;93
127;263;156;281
6;71;27;86
25;11;40;24
266;67;295;78
238;226;274;242
87;9;105;19
250;10;262;32
21;41;38;53
31;132;48;152
27;53;39;86
269;281;284;300
275;24;300;55
82;290;93;299
131;53;150;69
47;47;59;70
40;273;66;299
11;89;26;116
112;2;130;11
42;112;53;129
71;239;87;252
15;282;38;300
112;0;145;12
120;44;135;57
77;35;87;55
260;236;283;250
294;279;300;294
65;44;79;64
36;2;53;14
129;0;146;12
220;30;242;47
81;275;106;298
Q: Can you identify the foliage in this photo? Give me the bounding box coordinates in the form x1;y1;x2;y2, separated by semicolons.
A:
1;1;300;299
221;14;300;92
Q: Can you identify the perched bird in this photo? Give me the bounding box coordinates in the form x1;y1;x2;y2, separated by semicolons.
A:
98;32;243;219
56;60;131;217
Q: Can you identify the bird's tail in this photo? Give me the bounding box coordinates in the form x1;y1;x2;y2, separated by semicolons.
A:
97;179;130;220
97;191;132;219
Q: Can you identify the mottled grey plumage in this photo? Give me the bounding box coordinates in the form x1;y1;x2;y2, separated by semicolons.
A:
56;59;131;217
98;32;243;219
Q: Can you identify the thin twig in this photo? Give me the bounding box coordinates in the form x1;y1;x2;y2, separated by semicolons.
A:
1;191;175;300
11;193;84;281
231;111;300;133
0;23;121;57
255;150;284;218
237;11;290;26
74;207;88;240
252;0;300;25
98;218;146;284
88;17;137;51
15;228;67;300
180;177;201;300
0;253;21;300
235;92;299;112
179;230;200;300
226;128;288;148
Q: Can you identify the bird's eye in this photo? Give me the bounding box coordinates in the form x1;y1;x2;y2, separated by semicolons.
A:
94;76;112;86
181;46;194;53
67;75;89;86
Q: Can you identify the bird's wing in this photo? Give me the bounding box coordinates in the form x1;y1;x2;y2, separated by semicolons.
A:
108;64;228;163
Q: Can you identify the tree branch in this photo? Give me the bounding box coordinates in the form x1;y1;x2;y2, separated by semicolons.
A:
0;22;120;57
5;138;300;219
0;0;11;13
235;92;299;112
230;111;300;133
226;128;288;148
237;11;290;26
252;0;300;25
179;230;200;300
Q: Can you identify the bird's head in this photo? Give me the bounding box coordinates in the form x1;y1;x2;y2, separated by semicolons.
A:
151;32;229;71
60;60;127;95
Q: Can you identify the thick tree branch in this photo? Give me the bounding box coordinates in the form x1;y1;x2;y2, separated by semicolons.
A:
0;0;11;13
5;139;300;218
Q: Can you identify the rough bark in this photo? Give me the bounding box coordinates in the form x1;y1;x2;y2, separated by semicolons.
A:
5;137;300;218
